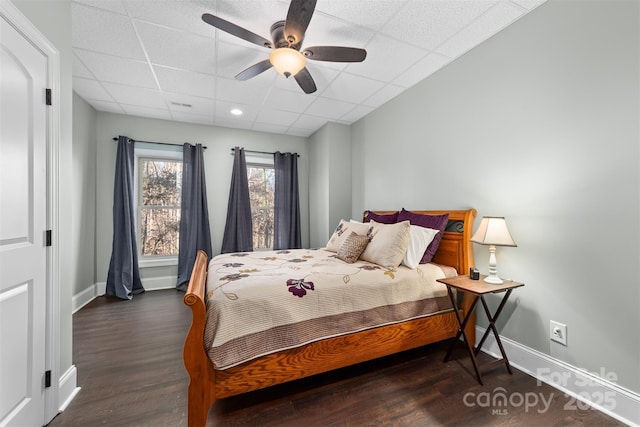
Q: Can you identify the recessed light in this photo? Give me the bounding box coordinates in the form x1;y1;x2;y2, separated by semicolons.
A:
230;108;243;116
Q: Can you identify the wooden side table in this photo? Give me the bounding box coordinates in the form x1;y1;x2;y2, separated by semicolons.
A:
437;275;524;385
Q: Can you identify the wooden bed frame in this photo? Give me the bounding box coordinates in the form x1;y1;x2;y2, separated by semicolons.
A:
183;208;477;427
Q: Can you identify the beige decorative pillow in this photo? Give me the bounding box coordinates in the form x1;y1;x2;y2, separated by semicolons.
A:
336;232;370;263
360;220;411;268
326;219;372;253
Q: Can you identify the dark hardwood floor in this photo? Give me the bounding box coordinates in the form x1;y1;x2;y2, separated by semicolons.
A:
47;289;622;427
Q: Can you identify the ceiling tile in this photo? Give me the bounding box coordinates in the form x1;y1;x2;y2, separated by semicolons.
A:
291;114;330;131
216;76;273;104
301;8;375;48
126;0;215;37
86;100;125;114
72;52;94;79
72;77;113;102
171;111;215;126
349;33;429;82
154;66;216;99
340;104;376;123
511;0;547;11
393;53;451;88
286;127;315;137
314;1;406;32
215;99;260;122
255;108;301;127
320;72;385;105
165;93;215;116
437;1;525;58
263;87;316;113
102;82;167;108
362;84;406;108
382;0;496;50
71;2;145;60
305;97;356;120
251;122;291;135
135;21;216;74
74;50;158;89
214;113;261;132
121;105;172;120
73;0;127;15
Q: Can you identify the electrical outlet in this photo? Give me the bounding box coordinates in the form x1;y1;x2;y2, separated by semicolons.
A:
550;320;567;345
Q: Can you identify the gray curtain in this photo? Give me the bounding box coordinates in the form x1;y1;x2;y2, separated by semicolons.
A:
177;143;212;291
273;152;301;250
221;147;253;253
106;136;144;299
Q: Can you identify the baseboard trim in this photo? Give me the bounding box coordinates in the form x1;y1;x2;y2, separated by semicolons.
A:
74;276;178;312
72;284;97;313
476;326;640;427
58;365;80;412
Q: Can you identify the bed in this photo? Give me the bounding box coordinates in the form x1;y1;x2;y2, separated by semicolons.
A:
183;208;477;427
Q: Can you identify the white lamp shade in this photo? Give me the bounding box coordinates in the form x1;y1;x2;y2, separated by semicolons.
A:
471;216;517;247
269;48;306;77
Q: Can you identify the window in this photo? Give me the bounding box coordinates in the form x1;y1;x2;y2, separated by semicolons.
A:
247;164;275;250
137;157;182;258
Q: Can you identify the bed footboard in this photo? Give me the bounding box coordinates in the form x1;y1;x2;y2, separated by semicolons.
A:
183;250;216;427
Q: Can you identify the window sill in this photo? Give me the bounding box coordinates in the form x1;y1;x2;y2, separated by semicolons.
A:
139;257;179;268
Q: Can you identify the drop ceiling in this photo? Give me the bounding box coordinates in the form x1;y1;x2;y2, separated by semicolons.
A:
72;0;546;137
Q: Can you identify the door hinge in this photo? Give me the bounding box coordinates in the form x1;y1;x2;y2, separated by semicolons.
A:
45;230;52;247
46;88;52;106
45;370;51;388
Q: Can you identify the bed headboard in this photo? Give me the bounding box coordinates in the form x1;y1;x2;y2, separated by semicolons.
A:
363;209;477;275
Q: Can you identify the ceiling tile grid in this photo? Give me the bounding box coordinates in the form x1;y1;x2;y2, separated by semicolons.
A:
71;0;546;137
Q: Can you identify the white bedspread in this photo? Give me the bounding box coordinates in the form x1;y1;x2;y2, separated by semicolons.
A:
204;248;456;369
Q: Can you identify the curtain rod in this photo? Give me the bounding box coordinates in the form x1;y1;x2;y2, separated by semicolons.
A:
112;137;207;150
231;147;299;157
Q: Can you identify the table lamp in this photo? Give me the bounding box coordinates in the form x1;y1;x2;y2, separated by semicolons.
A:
470;216;517;284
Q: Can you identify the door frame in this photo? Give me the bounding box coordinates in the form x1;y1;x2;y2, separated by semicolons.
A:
0;1;60;423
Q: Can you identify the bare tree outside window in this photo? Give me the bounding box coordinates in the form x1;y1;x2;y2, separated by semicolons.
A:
247;165;275;250
139;158;182;257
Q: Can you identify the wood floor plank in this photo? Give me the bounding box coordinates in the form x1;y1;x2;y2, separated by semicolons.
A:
46;290;623;426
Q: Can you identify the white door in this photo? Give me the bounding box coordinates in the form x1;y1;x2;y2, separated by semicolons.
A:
0;8;49;427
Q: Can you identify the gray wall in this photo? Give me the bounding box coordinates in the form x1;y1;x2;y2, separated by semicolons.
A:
351;0;639;392
12;0;75;389
94;112;309;286
72;93;97;294
308;122;352;248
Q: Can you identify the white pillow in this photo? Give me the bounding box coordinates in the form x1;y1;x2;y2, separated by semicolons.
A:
402;225;439;269
360;220;411;268
326;219;372;253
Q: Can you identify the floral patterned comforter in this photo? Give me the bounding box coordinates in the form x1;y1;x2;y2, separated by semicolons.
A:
204;248;457;370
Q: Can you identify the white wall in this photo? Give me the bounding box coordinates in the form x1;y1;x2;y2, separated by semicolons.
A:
94;112;309;288
351;0;639;394
71;93;97;295
308;122;352;248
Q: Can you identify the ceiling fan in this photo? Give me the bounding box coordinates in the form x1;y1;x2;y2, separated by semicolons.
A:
202;0;367;94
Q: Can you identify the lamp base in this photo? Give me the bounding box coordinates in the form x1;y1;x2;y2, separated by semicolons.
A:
484;274;504;285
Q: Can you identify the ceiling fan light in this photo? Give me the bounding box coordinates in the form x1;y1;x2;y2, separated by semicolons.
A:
269;48;306;78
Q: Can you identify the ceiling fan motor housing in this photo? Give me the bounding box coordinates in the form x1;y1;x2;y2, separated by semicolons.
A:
271;21;300;49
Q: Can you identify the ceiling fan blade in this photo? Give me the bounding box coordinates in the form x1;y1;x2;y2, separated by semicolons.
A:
284;0;317;47
202;13;272;48
235;59;273;81
303;46;367;63
294;67;317;94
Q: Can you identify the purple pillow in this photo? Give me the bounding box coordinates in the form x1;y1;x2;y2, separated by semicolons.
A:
364;211;398;224
397;209;449;264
